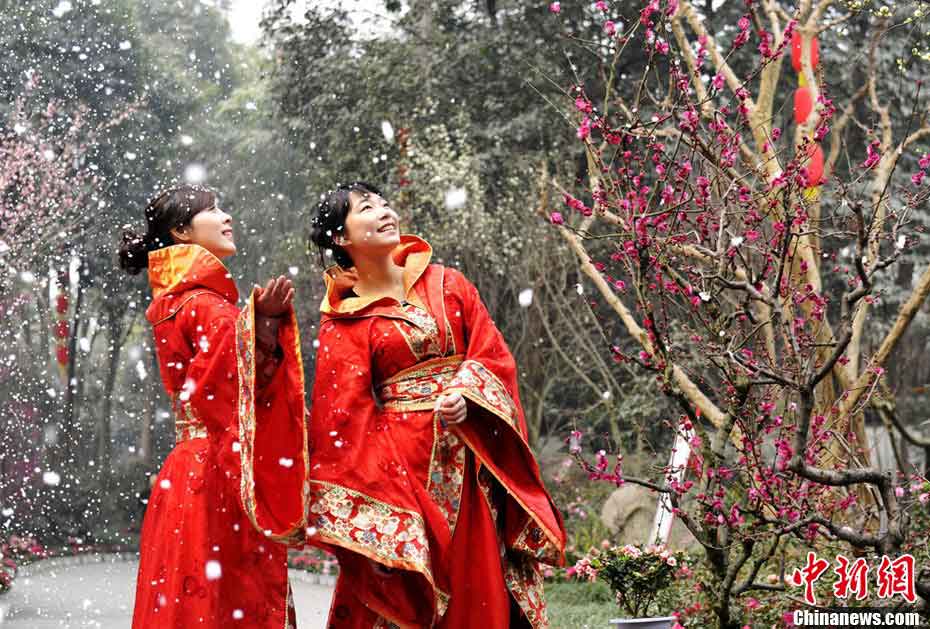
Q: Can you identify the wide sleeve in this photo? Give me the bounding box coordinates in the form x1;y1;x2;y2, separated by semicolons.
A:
442;269;566;566
179;290;309;544
307;317;452;626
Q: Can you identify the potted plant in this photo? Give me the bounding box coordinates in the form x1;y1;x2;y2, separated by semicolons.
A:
573;543;685;628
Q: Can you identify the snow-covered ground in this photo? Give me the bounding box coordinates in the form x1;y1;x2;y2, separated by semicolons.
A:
0;556;334;628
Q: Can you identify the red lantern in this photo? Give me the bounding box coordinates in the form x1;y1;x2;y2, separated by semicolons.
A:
56;345;69;366
56;293;68;314
802;143;825;187
55;320;69;339
791;31;820;73
794;87;813;125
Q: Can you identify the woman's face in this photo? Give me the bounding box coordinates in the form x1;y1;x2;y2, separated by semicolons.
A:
173;204;236;259
339;190;400;257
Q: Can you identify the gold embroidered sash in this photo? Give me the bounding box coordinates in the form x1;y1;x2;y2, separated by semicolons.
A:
172;396;208;442
376;354;464;412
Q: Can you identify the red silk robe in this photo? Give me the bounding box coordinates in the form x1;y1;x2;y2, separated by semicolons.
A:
132;244;309;628
308;236;566;629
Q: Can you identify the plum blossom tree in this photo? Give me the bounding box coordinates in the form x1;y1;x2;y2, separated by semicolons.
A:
0;89;106;278
548;0;930;624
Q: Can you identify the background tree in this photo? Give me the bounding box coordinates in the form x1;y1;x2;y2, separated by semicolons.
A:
552;0;930;624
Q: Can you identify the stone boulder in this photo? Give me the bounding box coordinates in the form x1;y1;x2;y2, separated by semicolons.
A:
600;484;694;550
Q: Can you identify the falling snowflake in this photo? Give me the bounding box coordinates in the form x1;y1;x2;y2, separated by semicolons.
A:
184;163;207;184
205;560;222;580
381;121;395;142
52;1;73;18
444;187;467;210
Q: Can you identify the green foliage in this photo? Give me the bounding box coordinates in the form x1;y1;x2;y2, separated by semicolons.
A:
580;544;687;618
545;580;615;628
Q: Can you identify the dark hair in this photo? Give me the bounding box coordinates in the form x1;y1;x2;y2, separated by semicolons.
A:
118;185;217;275
308;181;382;268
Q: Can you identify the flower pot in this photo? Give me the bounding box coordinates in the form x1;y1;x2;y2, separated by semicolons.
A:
608;617;676;629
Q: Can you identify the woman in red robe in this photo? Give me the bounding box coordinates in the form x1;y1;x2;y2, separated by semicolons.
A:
307;182;566;628
119;185;309;628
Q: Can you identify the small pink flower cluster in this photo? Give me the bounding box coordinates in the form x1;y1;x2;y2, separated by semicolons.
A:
568;554;599;581
0;535;45;593
860;139;881;170
912;153;930;185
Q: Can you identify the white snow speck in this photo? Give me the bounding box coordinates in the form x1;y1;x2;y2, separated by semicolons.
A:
278;457;294;468
52;1;72;18
518;289;533;308
184;163;207;184
381;121;395;142
159;479;171;490
119;40;132;50
42;471;61;486
232;609;244;620
205;560;222;580
444;187;467;210
288;266;299;276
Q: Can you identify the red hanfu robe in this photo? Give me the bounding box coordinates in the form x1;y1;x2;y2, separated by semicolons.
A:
132;244;309;628
307;236;566;629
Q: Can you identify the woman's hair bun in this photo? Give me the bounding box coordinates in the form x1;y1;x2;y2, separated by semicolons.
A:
118;229;149;275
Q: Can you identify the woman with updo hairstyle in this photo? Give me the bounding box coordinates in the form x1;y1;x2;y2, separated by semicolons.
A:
123;184;310;628
304;182;566;628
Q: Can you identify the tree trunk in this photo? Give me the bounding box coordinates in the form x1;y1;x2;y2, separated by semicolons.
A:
139;345;158;468
98;335;121;481
54;271;85;468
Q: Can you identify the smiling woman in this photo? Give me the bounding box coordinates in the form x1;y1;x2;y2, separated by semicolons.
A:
304;183;566;628
118;185;310;628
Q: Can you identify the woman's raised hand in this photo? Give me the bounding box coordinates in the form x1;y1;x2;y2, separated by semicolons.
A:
254;275;295;317
435;392;467;425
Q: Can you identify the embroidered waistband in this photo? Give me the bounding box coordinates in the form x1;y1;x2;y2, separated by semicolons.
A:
376;354;464;412
172;396;208;443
